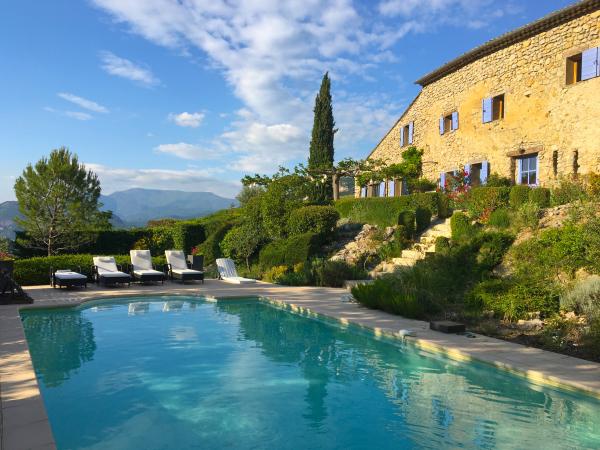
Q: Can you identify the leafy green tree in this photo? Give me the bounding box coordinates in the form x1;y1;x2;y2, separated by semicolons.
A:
261;175;308;239
308;72;336;203
14;148;110;255
236;184;264;207
220;224;263;269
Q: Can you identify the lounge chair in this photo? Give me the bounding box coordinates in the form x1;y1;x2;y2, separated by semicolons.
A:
50;268;87;289
216;258;256;284
129;250;165;284
165;250;204;283
92;256;131;286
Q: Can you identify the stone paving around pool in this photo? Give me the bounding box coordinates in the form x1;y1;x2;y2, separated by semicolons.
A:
2;279;600;450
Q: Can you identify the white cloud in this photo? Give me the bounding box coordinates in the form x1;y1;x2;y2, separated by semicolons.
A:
57;92;109;113
65;111;93;121
85;163;240;198
154;142;219;160
168;112;205;128
99;51;159;86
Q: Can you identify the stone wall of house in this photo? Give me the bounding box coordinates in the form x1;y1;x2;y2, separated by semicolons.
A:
365;9;600;194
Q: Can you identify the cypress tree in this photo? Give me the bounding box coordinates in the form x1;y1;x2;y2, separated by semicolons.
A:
308;72;335;203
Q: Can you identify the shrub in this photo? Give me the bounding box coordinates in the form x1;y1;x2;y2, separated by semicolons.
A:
474;232;514;270
467;278;560;321
170;222;205;254
287;205;339;238
435;236;450;253
352;278;429;319
509;185;530;209
551;178;588;206
258;233;322;268
560;275;600;319
438;193;451;218
415;207;432;234
312;259;366;287
377;229;406;260
408;178;436;193
465;187;510;219
219;224;263;268
450;212;474;242
262;265;289;283
398;210;416;239
513;201;541;229
528;187;550;208
587;172;600;198
488;208;510;228
485;173;512;187
196;222;235;266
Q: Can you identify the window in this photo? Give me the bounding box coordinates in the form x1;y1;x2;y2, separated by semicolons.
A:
566;47;599;85
400;121;414;146
439;112;458;135
517;154;538;186
482;94;504;123
465;161;489;187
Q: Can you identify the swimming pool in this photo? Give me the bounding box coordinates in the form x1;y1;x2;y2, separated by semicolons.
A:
21;296;600;449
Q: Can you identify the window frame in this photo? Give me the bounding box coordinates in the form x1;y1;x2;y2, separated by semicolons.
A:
492;94;504;121
517;154;538;186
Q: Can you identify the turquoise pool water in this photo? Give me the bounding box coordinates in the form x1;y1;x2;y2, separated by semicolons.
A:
21;296;600;450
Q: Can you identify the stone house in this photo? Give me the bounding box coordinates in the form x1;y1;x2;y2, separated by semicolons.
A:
361;0;600;197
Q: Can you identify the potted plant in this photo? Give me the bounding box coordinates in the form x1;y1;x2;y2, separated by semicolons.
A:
187;247;204;271
0;251;15;277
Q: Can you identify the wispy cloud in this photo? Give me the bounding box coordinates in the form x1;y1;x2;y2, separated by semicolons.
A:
99;51;159;87
57;92;109;113
154;142;219;160
168;112;205;128
85;163;238;197
44;106;93;121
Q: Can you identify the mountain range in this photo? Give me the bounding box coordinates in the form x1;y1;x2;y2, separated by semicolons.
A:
0;188;238;239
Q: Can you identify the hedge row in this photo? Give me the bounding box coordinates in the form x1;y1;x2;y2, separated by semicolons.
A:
287;205;339;238
465;186;551;218
13;254;168;286
258;232;322;268
334;192;448;228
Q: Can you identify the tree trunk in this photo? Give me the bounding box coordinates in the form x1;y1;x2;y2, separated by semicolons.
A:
332;173;340;201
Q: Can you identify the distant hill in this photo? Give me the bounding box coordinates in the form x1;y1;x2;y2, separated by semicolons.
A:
99;188;238;227
0;188;234;239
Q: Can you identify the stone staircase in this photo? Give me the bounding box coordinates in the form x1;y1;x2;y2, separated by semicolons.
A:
370;217;452;277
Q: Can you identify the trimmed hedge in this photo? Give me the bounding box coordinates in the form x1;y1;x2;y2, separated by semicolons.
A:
465;187;510;218
334;192;446;227
259;233;322;268
398;210;416;239
450;212;474;242
288;205;339;237
196;222;235;266
14;254;168;286
528;187;551;208
509;185;531;209
415;207;432;234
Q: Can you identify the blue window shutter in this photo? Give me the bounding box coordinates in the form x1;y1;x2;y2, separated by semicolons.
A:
482;98;492;123
516;159;522;185
534;155;539;186
439;117;444;135
400;126;405;146
408;122;414;144
598;47;600;77
389;179;395;197
440;172;446;190
380;181;386;197
481;161;489;185
361;186;367;197
582;47;599;81
452;111;459;130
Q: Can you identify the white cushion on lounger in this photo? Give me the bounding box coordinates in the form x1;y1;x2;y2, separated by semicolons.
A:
165;250;188;270
130;250;154;271
216;258;255;284
133;269;164;277
93;256;129;277
54;270;86;280
171;268;203;276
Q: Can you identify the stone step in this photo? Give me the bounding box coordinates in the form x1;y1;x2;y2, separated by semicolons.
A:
401;249;424;260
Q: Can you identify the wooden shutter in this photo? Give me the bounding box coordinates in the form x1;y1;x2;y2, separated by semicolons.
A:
400;126;405;146
440;172;446;190
481;161;489;185
482;97;492;123
408;122;414;144
439;117;444;135
582;47;599;81
451;111;459;130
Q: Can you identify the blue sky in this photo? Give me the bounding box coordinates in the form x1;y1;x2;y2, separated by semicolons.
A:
0;0;575;201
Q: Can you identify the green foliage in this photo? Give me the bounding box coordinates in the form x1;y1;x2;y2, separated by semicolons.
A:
560;275;600;319
398;210;416;239
235;185;264;207
219;224;263;269
308;72;335;203
485;173;512;187
415;207;432;234
261;175;308;239
13;253;167;286
262;265;290;283
408;178;436;193
334;192;443;228
312;259;366;287
465;187;510;218
435;236;450;253
14;147;110;255
551;177;589;206
196;222;234;266
377;229;406;260
170;223;205;254
512;201;541;230
488;208;510;228
438;193;451;218
450;212;474;242
258;233;322;268
467;278;559;321
474;232;514;270
509;185;531;209
287;205;339;238
528;187;551;208
0;237;11;254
